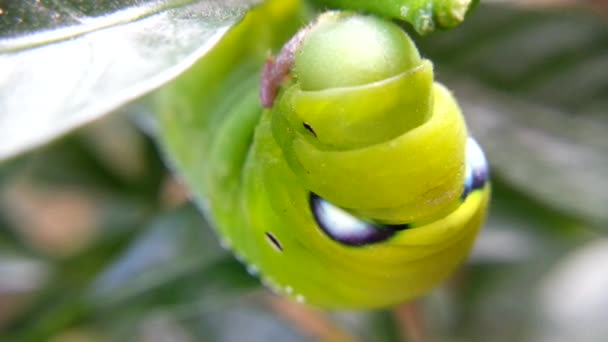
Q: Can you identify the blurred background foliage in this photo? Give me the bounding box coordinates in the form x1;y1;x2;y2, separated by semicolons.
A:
1;0;607;341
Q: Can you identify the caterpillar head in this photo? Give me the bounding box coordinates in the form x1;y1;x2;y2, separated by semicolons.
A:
266;12;468;226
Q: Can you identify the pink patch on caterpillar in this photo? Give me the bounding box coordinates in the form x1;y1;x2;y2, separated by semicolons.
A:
260;26;310;108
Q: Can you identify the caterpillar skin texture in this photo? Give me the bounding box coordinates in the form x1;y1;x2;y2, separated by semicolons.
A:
157;2;489;309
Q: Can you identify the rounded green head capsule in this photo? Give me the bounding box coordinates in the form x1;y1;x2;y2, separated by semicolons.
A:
272;12;467;224
294;13;421;91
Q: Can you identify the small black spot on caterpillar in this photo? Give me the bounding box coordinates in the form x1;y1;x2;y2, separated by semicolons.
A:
265;231;283;251
303;122;316;137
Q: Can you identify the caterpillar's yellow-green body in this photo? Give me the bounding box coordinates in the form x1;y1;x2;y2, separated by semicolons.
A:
157;0;489;309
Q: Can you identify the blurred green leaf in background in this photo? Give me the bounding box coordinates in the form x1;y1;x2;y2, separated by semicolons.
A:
1;0;607;341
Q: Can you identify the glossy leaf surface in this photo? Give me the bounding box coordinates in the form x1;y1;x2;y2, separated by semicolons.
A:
0;0;260;160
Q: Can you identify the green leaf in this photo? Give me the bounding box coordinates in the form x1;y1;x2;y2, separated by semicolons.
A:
417;3;608;227
0;0;261;161
311;0;478;34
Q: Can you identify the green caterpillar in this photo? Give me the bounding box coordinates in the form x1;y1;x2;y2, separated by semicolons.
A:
156;0;489;309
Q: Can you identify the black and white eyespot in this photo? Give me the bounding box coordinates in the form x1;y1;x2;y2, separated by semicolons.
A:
310;193;407;246
462;137;489;199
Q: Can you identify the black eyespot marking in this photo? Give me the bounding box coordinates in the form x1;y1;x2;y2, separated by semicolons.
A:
388;223;410;231
265;232;283;251
310;193;408;246
303;122;317;137
462;137;489;200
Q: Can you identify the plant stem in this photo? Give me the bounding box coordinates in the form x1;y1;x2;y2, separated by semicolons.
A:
393;301;428;342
